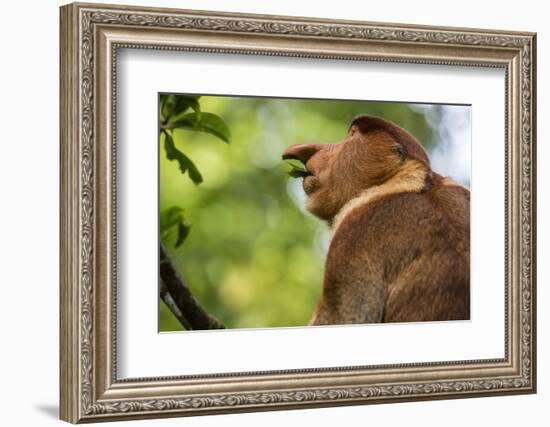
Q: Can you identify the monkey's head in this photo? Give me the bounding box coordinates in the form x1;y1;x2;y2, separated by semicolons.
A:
282;115;432;222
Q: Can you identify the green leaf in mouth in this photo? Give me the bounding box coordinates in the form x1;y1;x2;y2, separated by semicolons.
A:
285;159;310;179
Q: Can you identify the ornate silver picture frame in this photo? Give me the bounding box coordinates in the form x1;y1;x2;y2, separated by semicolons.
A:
60;2;536;423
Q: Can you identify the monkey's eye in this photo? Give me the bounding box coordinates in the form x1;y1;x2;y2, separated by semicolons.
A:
395;143;406;160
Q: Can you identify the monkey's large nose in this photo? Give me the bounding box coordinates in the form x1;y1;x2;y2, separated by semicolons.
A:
282;144;323;163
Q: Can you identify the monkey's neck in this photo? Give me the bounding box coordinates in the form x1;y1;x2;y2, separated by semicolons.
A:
330;160;429;237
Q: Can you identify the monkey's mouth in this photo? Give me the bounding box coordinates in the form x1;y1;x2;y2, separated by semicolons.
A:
302;174;318;195
299;169;315;178
283;159;318;195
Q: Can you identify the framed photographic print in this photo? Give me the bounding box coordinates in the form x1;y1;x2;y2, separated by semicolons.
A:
59;2;537;423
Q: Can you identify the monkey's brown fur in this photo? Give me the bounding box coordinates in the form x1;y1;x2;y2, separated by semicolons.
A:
282;115;470;325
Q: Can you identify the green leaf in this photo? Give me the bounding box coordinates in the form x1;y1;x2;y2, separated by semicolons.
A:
186;161;203;184
160;206;191;248
288;169;310;178
174;96;201;118
160;94;168;121
160;94;175;121
166;112;231;143
160;206;184;234
175;222;191;248
284;159;310;178
163;131;203;184
160;95;201;121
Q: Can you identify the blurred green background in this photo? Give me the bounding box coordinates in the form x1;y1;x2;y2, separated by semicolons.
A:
159;95;470;331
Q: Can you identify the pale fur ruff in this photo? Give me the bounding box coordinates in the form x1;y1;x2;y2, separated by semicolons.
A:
331;160;433;237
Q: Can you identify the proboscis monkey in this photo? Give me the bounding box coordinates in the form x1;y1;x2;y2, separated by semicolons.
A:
282;115;470;325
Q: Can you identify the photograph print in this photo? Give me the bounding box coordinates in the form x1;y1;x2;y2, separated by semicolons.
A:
158;94;471;331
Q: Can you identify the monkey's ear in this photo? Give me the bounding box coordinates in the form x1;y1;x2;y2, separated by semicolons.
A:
394;142;406;161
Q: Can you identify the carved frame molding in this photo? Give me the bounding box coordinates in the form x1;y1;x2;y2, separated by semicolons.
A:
60;2;536;423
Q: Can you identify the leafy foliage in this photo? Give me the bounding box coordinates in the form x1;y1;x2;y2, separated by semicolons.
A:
165;112;231;143
160;94;200;121
159;94;231;249
160;206;190;248
162;130;203;184
160;94;230;186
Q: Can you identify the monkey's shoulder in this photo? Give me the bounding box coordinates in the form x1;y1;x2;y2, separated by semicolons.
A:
330;184;469;254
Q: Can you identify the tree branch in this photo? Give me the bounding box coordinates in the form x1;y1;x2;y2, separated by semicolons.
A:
160;281;192;330
159;245;225;330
